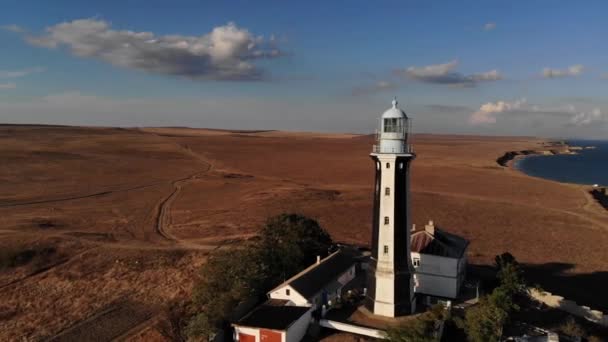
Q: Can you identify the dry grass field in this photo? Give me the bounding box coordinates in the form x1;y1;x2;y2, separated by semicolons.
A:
1;125;607;340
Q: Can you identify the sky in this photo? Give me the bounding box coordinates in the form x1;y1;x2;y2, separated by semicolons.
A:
1;0;607;138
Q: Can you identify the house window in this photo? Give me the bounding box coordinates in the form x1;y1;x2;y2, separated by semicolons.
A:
386;162;390;169
286;289;290;296
383;245;389;254
384;216;389;225
385;187;390;196
413;258;420;267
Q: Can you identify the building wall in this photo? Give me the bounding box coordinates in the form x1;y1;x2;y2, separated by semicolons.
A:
411;252;462;299
268;285;308;306
367;154;415;316
285;308;313;342
234;326;260;341
269;265;356;310
337;266;356;286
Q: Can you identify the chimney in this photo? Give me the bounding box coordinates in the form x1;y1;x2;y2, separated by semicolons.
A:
411;224;416;232
425;220;435;236
316;255;321;264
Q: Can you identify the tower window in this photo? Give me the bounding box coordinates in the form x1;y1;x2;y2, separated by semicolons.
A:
413;258;420;267
286;289;290;296
383;246;389;254
385;187;390;196
384;216;389;225
386;162;390;169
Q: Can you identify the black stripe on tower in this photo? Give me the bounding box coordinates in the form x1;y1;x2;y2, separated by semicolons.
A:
393;156;414;314
364;155;382;313
370;155;381;260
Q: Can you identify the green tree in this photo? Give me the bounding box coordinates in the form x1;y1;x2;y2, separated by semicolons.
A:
464;296;506;342
257;213;332;285
187;248;267;339
186;213;333;340
385;305;446;342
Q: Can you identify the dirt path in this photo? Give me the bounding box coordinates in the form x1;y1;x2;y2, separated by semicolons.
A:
0;182;163;208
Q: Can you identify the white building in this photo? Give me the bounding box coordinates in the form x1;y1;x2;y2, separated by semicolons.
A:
411;221;469;299
268;250;356;309
233;250;357;342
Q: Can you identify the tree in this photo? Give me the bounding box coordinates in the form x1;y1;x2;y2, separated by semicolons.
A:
256;213;332;285
464;296;506;342
187;248;267;339
186;213;333;340
463;253;526;342
385;305;446;342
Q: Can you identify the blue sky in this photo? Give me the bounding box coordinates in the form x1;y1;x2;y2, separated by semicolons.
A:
1;0;607;137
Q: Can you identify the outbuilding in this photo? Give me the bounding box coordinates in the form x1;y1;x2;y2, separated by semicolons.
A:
411;221;469;299
232;299;312;342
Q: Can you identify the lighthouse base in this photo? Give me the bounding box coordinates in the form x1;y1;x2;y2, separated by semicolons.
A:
364;266;416;317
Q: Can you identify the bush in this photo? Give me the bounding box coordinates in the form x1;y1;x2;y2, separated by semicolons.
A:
559;317;584;338
385;305;447;342
0;245;56;270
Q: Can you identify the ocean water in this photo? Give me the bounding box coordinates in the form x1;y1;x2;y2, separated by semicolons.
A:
515;140;608;186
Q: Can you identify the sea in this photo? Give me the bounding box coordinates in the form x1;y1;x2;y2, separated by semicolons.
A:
515;140;608;186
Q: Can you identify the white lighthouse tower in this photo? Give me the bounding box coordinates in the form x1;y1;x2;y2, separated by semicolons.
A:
364;97;416;317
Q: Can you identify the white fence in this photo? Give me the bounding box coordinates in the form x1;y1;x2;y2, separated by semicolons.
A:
530;288;608;326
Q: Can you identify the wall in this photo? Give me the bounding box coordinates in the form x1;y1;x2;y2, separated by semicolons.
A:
285;308;312;342
411;252;461;298
530;289;608;326
319;320;385;339
268;285;308;306
234;326;261;341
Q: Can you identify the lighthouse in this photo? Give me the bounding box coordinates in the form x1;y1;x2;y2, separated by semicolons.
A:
365;97;416;317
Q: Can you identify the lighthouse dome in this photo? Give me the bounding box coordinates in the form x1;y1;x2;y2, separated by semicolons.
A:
382;98;408;119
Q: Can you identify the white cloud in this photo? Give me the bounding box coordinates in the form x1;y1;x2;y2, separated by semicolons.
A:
483;22;496;31
352;80;397;96
397;60;502;86
0;67;45;78
1;24;25;33
569;108;607;126
19;19;284;80
470;98;607;130
0;83;16;89
542;65;584;78
469;98;526;124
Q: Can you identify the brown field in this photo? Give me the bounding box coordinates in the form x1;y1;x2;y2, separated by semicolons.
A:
1;125;607;340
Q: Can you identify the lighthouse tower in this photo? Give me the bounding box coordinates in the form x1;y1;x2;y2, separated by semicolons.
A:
365;98;416;317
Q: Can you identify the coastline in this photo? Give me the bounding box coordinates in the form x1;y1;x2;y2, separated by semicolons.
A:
500;140;608;211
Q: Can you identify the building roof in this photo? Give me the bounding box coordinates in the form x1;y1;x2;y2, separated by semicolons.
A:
272;249;356;300
411;225;469;258
234;301;311;330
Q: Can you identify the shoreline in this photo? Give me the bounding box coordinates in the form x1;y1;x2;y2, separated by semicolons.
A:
500;141;608;211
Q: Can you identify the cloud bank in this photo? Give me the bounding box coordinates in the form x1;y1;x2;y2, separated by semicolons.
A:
483;22;496;31
0;67;45;78
469;98;527;124
396;60;501;87
470;98;607;129
352;80;397;96
569;108;606;126
21;19;284;81
542;65;584;78
0;83;17;89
